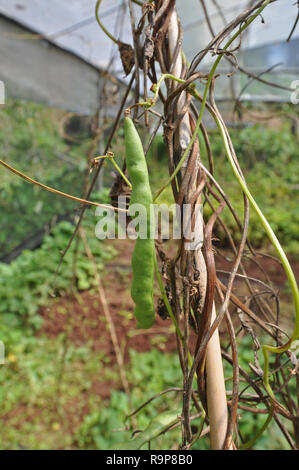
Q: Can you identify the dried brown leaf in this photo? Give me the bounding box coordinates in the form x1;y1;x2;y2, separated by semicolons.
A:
118;42;135;76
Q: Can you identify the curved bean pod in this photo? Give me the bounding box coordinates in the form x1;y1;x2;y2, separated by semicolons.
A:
124;115;155;329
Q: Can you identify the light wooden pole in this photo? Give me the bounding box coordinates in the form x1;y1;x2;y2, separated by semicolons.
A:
167;6;230;450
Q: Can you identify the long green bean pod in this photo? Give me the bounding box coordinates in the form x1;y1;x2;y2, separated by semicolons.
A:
124;113;155;329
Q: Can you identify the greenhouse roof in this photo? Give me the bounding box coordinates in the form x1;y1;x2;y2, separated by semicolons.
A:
0;0;298;105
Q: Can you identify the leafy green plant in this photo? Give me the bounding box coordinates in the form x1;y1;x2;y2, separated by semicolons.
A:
75;350;183;450
0;98;97;259
0;217;115;339
0;168;86;259
0;334;106;450
0;98;89;188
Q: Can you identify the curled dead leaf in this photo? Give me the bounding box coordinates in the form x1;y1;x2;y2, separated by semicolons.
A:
118;42;135;76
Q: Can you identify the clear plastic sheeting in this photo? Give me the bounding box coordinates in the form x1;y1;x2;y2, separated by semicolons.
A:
0;15;105;114
0;0;298;107
0;0;130;70
0;0;130;112
179;0;299;55
178;0;299;102
0;14;127;114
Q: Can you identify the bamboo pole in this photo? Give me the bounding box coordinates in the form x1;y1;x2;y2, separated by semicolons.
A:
167;6;230;450
206;305;230;448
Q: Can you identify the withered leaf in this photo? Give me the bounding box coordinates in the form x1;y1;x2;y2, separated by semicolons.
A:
118;42;135;76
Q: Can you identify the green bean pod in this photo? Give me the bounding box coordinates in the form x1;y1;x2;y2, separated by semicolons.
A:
124;115;155;329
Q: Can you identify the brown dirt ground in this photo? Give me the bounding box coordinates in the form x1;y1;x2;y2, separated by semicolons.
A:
39;240;179;359
39;238;299;355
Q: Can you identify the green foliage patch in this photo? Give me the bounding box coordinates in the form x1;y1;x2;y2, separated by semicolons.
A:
0;98;93;259
206;125;299;256
0;216;115;340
